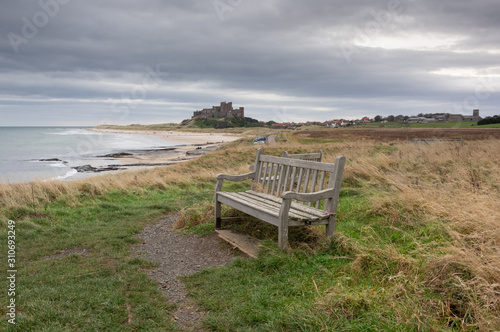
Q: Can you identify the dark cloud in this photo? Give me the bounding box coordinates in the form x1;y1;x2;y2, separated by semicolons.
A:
0;0;499;125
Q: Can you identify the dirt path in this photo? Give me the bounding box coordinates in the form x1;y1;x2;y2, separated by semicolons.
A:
132;214;239;331
267;134;277;144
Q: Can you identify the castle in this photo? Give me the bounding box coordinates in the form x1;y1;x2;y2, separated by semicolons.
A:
192;101;244;119
448;109;481;122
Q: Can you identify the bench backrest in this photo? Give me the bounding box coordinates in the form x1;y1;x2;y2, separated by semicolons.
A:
252;149;345;211
281;150;322;162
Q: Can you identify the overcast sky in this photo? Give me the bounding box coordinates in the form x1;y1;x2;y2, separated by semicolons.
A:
1;0;499;126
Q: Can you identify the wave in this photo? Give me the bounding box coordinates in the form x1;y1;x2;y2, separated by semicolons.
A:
46;129;100;136
48;162;67;168
52;169;78;181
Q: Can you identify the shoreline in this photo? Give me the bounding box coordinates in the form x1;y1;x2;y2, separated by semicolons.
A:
87;128;241;145
84;128;242;171
0;128;243;184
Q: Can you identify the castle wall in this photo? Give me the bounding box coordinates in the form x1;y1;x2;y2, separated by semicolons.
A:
192;101;244;119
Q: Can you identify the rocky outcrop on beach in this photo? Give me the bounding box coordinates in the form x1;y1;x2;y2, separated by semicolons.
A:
97;152;133;158
72;165;124;173
185;145;218;156
38;158;67;162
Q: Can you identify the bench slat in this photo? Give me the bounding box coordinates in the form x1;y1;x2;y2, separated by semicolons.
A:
316;170;326;208
260;155;336;172
308;169;319;207
238;192;319;220
219;191;329;222
217;194;280;226
288;166;297;191
303;168;311;194
261;162;268;187
248;191;328;218
237;192;325;221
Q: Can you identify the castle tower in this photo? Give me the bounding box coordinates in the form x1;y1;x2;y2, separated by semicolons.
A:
473;109;479;121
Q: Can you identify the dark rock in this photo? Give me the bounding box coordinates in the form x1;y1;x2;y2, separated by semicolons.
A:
186;150;206;156
108;163;175;167
73;165;123;173
39;158;64;162
185;145;218;156
98;152;133;158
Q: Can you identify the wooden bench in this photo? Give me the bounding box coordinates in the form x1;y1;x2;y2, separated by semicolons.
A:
281;150;322;162
215;148;346;250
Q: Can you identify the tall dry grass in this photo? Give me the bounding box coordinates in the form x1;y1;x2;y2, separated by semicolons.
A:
325;139;500;329
267;136;500;328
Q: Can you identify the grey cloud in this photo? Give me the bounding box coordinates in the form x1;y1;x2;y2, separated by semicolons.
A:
1;0;499;126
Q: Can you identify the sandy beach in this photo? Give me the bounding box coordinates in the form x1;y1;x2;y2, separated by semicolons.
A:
88;128;242;167
89;128;241;145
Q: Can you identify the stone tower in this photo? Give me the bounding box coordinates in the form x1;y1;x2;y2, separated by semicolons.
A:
473;109;479;121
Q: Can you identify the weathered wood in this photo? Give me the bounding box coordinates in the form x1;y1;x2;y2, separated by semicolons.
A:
308;169;318;207
316;171;326;208
216;172;255;182
282;150;323;162
215;148;346;250
260;155;336;172
238;192;320;220
220;191;327;222
215;229;259;258
253;148;264;179
249;192;328;218
278;197;292;249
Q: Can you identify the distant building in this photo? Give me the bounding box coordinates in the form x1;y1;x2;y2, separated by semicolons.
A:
448;109;481;122
408;116;438;124
192;101;244;119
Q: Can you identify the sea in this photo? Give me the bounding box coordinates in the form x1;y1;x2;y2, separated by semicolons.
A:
0;127;181;183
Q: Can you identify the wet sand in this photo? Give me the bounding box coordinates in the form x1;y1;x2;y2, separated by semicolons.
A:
88;128;242;167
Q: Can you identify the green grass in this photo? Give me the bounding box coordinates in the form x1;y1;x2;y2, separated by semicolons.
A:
184;192;454;331
477;122;500;127
297;137;343;144
360;121;482;128
0;187;207;331
362;121;500;128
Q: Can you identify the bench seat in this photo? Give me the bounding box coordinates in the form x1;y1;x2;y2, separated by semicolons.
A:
217;190;331;225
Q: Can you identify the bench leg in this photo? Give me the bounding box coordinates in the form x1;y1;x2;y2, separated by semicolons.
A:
326;214;336;237
215;198;222;229
278;199;292;250
278;223;289;250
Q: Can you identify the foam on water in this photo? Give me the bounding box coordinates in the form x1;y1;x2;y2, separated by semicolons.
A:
46;128;102;136
51;169;79;181
48;162;68;168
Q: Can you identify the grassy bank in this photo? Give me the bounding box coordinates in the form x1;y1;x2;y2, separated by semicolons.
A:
358;121;500;128
1;131;499;330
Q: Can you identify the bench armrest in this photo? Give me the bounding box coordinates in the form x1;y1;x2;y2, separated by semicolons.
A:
215;172;255;192
281;188;335;202
216;172;255;182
